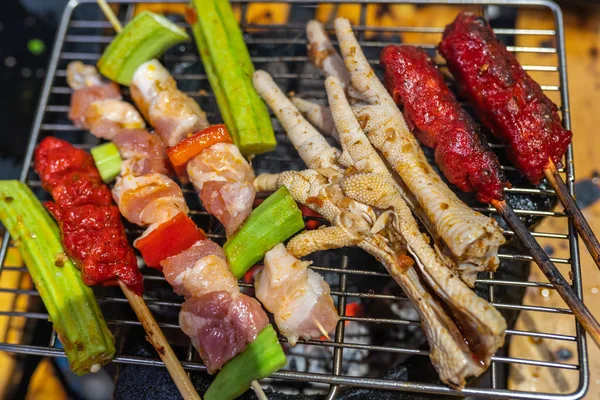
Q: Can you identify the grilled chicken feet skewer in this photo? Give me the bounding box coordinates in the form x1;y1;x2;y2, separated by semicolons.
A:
253;69;506;389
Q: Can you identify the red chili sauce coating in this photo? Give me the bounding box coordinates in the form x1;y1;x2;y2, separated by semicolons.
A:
439;11;572;185
380;44;507;203
34;137;143;294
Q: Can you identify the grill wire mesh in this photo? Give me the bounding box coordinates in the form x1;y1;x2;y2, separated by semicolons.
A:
0;1;589;399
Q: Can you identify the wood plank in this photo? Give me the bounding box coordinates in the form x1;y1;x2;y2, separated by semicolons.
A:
509;6;600;398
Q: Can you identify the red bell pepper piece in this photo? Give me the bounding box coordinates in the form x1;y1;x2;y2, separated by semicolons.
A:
135;212;206;268
166;124;233;167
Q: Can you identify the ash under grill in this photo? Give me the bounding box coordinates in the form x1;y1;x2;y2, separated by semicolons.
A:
0;1;587;399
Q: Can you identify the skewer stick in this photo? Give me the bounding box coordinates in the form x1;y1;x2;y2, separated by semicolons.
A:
313;317;331;340
544;158;600;270
97;0;122;32
119;282;201;400
251;380;268;400
491;199;600;348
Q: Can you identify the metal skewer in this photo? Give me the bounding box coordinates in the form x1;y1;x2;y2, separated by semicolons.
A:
544;158;600;270
491;198;600;348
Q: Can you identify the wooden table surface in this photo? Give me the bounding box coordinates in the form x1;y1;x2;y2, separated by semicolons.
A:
509;5;600;399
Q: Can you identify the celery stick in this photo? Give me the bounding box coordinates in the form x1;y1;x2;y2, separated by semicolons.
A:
224;186;304;278
193;0;256;148
191;0;276;155
205;324;286;400
91;142;122;183
191;17;235;147
0;181;115;374
98;11;189;85
213;0;276;154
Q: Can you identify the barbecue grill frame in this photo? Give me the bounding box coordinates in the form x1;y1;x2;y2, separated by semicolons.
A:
0;0;588;399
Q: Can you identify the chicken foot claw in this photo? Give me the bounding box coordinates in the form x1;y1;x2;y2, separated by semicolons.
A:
342;171;507;377
253;70;342;172
290;96;339;142
287;226;359;258
254;173;280;193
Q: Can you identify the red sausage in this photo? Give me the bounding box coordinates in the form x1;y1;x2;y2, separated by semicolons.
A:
439;11;572;184
380;44;507;203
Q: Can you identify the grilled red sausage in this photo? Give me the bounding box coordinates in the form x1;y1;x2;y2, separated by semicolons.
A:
380;44;507;203
439;11;572;185
34;137;144;294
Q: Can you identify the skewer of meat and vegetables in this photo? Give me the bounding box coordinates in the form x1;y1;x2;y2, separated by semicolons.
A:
0;1;597;399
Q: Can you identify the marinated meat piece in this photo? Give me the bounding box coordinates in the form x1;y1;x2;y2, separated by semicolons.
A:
82;99;146;140
200;181;255;237
179;291;269;374
67;60;104;90
113;129;168;176
150;89;209;146
129;59;177;121
131;60;209;146
188;142;256;236
67;62;145;140
161;240;231;297
255;244;339;345
112;173;188;226
380;45;507;203
69;84;122;128
439;12;572;184
161;240;226;293
176;255;237;298
187;143;255;185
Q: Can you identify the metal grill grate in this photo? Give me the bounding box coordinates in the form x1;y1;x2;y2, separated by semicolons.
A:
0;1;588;399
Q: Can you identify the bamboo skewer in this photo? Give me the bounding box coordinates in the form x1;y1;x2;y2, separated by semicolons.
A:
491;199;600;348
313;317;331;340
119;282;201;400
544;158;600;270
97;0;122;33
251;380;268;400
